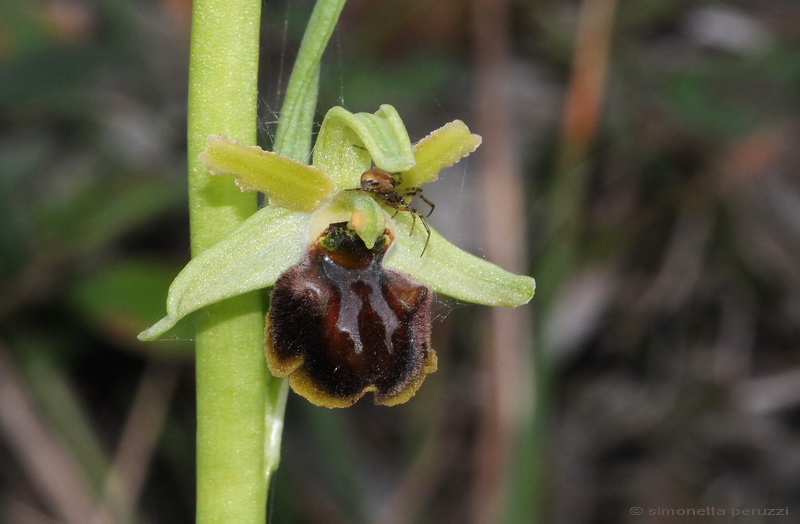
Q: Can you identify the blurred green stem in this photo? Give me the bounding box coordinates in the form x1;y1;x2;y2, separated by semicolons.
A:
187;0;346;522
522;0;618;521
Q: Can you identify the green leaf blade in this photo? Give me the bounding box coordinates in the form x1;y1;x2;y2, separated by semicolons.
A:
272;0;347;161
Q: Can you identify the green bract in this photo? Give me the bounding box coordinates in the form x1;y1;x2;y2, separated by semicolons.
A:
139;105;535;341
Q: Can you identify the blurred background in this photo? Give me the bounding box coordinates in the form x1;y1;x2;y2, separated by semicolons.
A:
2;0;800;522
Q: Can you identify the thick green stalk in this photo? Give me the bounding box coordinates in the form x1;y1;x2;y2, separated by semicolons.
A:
187;0;267;522
187;0;348;521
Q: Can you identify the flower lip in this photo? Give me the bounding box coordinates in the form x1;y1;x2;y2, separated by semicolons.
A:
265;221;436;407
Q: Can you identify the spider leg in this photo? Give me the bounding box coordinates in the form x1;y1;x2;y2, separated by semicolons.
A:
417;193;435;218
419;216;431;256
403;187;435;217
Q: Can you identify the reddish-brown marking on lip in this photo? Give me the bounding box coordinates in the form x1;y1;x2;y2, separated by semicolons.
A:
265;222;436;407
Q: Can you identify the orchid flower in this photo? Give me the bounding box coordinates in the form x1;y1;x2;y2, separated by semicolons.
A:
139;105;534;407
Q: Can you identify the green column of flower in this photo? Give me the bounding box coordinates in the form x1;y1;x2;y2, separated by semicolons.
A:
186;0;267;522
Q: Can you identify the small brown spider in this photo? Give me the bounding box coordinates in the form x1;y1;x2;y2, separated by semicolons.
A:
348;169;435;256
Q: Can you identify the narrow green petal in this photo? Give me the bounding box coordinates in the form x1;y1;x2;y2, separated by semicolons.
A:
401;120;482;189
314;105;416;188
200;135;334;212
138;206;308;340
384;214;535;307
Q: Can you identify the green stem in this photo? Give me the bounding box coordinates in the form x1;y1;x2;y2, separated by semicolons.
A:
187;0;348;522
187;0;267;522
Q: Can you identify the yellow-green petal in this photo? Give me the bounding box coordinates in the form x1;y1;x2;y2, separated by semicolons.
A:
384;214;535;307
138;206;308;340
314;105;416;189
200;135;335;212
401;120;482;189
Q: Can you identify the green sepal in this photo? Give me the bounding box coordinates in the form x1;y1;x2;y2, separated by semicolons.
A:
314;105;416;189
138;206;308;340
401;120;482;189
384;213;535;307
200;135;335;212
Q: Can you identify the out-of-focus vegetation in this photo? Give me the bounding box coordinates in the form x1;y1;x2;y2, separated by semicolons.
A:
2;0;800;523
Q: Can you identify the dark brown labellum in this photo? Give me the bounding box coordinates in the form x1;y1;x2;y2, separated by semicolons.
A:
265;222;437;407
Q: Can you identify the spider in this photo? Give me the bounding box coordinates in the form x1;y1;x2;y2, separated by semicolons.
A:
348;169;435;256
